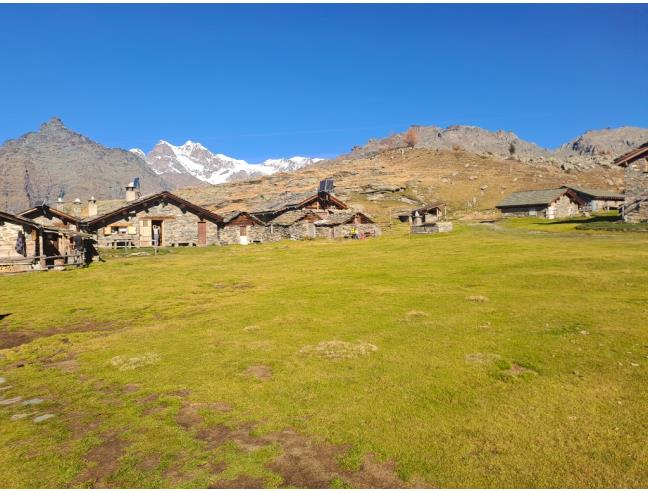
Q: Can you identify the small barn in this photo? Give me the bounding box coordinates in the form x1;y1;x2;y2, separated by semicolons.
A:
314;211;380;239
614;142;648;222
561;186;624;212
219;211;268;245
496;188;584;218
85;191;222;248
268;210;322;240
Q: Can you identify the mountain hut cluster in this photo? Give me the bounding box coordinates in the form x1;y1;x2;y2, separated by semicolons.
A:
1;142;647;273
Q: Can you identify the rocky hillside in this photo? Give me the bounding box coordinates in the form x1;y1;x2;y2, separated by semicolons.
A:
344;124;648;172
174;146;624;222
131;140;323;187
0;118;169;212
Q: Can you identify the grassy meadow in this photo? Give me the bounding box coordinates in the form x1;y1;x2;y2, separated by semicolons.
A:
0;221;647;488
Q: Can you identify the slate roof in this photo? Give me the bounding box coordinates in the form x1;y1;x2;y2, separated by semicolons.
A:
412;201;446;214
614;142;648;167
0;210;41;229
314;211;374;226
84;191;223;227
270;210;321;226
496;188;570;208
254;192;314;213
562;185;624;200
220;210;266;226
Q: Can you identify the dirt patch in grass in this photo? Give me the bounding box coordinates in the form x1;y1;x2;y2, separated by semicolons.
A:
0;321;117;349
465;353;501;364
72;432;127;487
299;341;378;360
110;352;160;371
503;363;536;377
465;295;489;303
209;475;267;488
245;365;272;381
406;310;429;318
177;402;405;488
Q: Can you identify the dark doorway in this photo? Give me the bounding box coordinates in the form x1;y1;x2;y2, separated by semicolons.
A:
152;220;163;246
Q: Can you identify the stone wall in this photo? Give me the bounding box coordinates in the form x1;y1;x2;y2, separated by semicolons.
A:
499;206;547;217
94;202;219;247
624;159;648;222
315;223;381;239
0;222;39;272
548;195;580;218
219;225;277;245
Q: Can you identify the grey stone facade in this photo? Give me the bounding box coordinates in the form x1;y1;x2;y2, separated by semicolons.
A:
94;202;219;248
623;158;648;222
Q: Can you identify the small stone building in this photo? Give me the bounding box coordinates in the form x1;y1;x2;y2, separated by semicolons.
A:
496;188;584;218
404;202;447;225
561;186;624;212
18;204;83;231
219;211;269;245
1;210;92;272
268;210;322;240
614;143;648;222
314;211;380;239
253;191;349;223
85;191;222;248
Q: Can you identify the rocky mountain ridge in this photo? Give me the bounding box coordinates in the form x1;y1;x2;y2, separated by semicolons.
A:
0;118;169;212
346;124;648;172
130;141;323;187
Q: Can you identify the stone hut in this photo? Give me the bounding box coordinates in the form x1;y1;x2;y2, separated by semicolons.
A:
1;210;92;272
219;211;269;245
314;211;380;239
253;191;349;223
17;204;83;231
496;188;584;218
406;202;447;225
560;186;624;212
614;142;648;222
268;210;323;240
84;191;222;248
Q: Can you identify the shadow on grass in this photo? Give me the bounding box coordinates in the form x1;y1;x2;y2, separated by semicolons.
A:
533;214;621;227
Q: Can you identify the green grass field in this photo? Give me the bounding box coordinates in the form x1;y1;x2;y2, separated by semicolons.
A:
1;223;647;488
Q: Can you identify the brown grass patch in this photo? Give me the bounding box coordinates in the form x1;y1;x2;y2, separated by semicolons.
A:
209;475;267;488
0;321;116;349
299;341;378;360
72;432;127;487
465;295;489;303
244;365;272;381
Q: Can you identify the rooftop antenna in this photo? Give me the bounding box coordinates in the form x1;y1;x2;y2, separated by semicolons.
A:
133;177;141;189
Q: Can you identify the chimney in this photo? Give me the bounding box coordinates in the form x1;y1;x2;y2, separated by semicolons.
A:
54;197;64;210
87;196;97;217
125;182;139;202
73;198;82;217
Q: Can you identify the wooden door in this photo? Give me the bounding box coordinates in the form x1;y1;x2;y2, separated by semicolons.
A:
139;219;151;247
198;221;207;246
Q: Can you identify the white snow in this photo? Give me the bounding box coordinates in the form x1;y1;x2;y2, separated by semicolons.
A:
138;140;323;185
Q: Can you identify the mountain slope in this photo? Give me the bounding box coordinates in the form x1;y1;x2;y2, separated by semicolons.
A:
0;118;169;212
132;141;323;187
345;124;648;170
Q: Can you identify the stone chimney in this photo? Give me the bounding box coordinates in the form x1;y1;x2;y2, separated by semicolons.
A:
54;197;64;210
73;198;82;217
87;196;97;217
125;182;140;202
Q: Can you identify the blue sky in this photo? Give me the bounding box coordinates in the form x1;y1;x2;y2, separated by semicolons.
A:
0;4;646;162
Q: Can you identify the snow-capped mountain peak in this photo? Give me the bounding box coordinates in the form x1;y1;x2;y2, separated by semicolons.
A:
130;141;323;187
